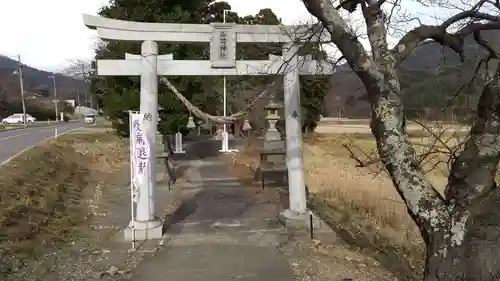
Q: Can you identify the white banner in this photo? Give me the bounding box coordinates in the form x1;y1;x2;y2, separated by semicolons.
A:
130;113;150;203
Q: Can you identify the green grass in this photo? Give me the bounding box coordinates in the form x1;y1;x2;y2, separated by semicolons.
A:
0;122;52;131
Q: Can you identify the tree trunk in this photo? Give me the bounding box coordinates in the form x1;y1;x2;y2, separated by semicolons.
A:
423;187;500;281
163;134;174;154
300;2;500;279
234;119;243;137
422;62;500;281
366;75;500;281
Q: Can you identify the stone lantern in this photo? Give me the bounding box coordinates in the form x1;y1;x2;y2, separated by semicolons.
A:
264;100;282;141
196;120;204;135
242;119;252;131
186;116;196;129
263;100;285;152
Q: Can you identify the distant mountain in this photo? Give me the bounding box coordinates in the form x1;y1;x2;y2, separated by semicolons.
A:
0;55;89;105
325;31;500;118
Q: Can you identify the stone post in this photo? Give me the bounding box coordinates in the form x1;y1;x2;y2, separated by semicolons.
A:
126;40;163;239
281;43;309;222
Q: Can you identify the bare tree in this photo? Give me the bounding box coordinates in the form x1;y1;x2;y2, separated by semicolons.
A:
63;59;92;79
300;0;500;279
63;60;93;107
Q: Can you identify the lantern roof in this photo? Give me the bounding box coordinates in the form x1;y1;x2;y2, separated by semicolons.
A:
264;100;282;109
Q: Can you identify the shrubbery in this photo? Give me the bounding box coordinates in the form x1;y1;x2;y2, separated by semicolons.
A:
0;99;74;121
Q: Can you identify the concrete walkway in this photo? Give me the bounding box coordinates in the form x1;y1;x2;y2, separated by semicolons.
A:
130;138;295;281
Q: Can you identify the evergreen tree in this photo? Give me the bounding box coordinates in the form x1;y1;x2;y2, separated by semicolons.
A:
91;0;328;136
91;0;212;136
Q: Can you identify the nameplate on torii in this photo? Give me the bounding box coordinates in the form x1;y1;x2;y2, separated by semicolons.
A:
210;23;236;69
96;53;334;76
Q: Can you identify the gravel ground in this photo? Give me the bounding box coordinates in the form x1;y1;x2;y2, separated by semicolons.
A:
279;232;398;281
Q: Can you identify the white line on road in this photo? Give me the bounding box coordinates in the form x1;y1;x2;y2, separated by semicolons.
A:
0;127;84;166
39;126;68;133
0;124;71;141
0;132;32;141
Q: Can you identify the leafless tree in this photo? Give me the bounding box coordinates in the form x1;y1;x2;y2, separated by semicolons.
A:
300;0;500;279
63;59;92;79
63;60;93;107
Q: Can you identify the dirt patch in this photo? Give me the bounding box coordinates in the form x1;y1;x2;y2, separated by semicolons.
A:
280;235;397;281
223;137;261;185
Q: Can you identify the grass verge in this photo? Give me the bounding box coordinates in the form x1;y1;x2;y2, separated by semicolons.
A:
0;123;51;131
0;131;128;278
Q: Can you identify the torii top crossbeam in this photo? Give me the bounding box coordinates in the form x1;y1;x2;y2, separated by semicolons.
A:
82;14;330;43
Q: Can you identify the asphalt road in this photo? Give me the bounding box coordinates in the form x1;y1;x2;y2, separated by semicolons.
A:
0;121;86;165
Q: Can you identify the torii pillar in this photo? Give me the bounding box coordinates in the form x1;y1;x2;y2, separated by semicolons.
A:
97;41;173;240
83;13;334;232
130;42;163;239
282;44;308;221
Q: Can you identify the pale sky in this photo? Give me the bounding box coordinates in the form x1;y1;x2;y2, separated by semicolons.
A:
0;0;454;72
0;0;314;72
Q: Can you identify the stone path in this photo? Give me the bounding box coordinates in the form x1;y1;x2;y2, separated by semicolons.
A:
130;138;295;281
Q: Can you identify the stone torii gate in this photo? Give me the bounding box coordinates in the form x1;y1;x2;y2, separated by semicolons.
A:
83;14;333;239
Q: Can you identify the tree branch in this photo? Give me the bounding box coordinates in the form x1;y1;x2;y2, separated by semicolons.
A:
362;1;390;63
302;0;374;74
302;0;448;239
391;6;500;65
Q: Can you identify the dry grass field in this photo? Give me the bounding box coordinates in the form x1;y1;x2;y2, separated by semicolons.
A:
304;134;454;272
315;118;469;135
227;119;469;279
305;120;467;277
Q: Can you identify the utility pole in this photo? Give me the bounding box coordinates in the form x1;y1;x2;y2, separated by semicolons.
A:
48;75;58;121
76;85;80;106
336;96;342;119
223;9;228;135
219;8;234;152
80;63;86;107
71;76;80;107
12;55;27;127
